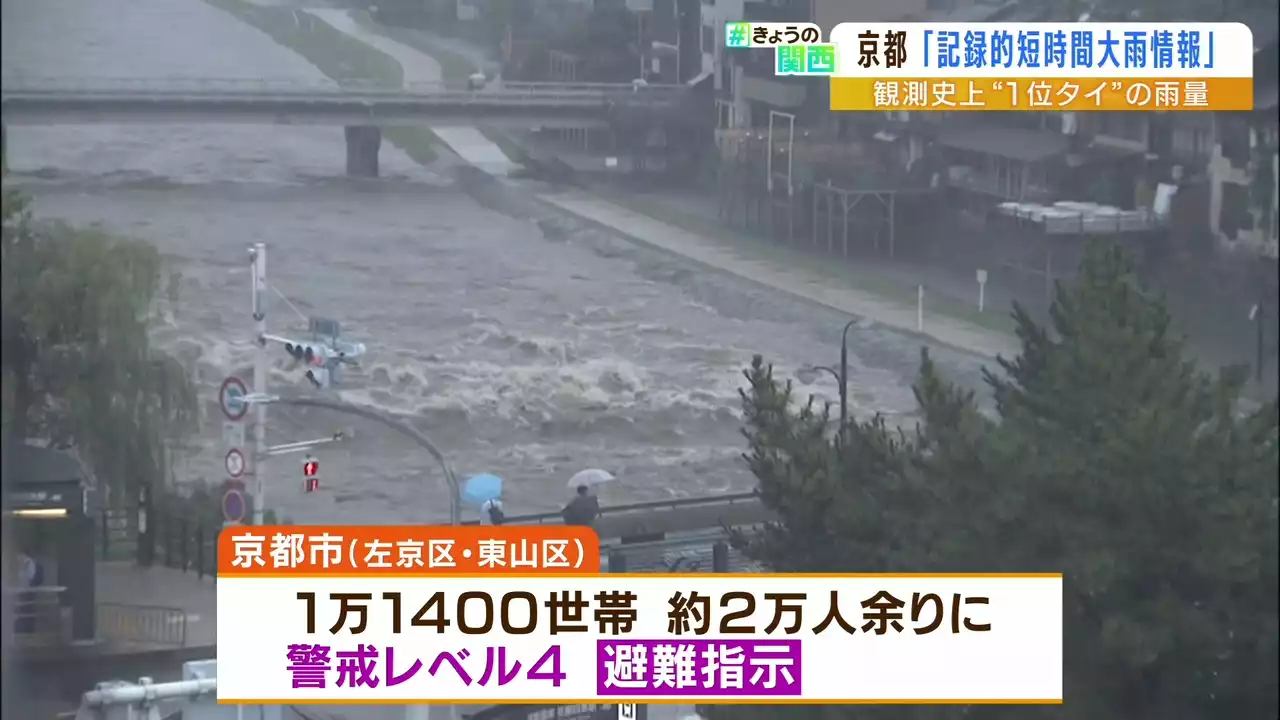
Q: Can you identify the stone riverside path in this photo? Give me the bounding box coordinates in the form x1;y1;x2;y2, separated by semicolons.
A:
303;8;520;176
537;192;1022;360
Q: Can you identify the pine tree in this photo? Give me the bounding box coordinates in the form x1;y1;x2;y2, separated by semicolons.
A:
985;243;1278;719
718;243;1278;720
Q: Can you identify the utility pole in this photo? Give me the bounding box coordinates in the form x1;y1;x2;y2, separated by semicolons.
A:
250;242;268;525
239;245;458;527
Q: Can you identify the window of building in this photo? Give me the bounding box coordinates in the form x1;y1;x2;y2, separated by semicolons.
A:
702;24;715;54
1096;112;1146;144
1172;125;1212;160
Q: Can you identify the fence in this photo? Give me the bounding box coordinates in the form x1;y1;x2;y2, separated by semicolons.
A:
459;491;761;527
95;602;188;648
97;501;219;579
6;586;69;647
601;529;763;575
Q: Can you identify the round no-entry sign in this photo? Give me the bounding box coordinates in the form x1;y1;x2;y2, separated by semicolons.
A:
219;376;249;421
224;448;246;479
222;488;246;524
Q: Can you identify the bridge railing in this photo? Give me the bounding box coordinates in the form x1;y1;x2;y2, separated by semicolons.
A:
1;76;690;100
459;490;760;527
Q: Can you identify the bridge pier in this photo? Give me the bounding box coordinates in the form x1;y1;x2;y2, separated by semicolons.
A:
344;125;381;178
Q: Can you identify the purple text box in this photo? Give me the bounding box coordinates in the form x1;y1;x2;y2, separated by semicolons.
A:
596;639;801;696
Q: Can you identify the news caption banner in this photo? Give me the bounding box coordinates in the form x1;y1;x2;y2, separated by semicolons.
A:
216;526;1064;705
737;21;1255;111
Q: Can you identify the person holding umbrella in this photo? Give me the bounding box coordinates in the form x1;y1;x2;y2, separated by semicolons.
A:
562;468;613;527
562;485;599;527
463;473;506;526
480;498;505;526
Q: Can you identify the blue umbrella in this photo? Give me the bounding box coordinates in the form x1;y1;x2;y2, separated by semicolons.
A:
462;473;504;507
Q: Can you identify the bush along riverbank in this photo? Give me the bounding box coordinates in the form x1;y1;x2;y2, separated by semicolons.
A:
201;0;440;164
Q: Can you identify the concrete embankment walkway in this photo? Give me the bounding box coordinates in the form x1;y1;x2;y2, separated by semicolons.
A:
305;8;441;83
303;8;519;175
539;192;1021;360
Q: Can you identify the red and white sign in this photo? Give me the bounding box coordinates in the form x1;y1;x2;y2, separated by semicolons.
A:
225;448;246;479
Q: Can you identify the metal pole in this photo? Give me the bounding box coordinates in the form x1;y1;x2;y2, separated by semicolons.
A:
917;285;925;332
839;319;857;429
264;396;461;525
786;113;795;244
80;678;218;706
251;243;268;526
676;18;682;84
1256;300;1266;383
786;113;794;198
766;113;775;193
637;13;644;78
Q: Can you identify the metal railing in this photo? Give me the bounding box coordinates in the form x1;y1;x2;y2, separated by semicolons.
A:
460;491;761;527
6;586;69;647
602;531;763;573
1;76;689;102
76;674;218;718
95;602;188;648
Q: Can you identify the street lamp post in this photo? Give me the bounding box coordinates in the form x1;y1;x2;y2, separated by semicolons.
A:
837;318;857;428
799;319;861;428
798;363;849;429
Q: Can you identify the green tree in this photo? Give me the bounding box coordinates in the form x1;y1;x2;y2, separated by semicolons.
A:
1;190;197;504
713;243;1278;720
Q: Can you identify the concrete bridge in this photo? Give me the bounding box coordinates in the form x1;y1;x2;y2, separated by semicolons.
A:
0;76;691;176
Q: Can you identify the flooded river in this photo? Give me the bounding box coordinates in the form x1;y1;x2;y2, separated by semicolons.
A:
2;0;985;523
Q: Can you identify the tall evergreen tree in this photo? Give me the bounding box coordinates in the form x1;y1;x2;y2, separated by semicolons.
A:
985;244;1278;719
715;243;1278;720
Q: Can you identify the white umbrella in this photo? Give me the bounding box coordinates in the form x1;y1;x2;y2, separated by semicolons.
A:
567;468;615;490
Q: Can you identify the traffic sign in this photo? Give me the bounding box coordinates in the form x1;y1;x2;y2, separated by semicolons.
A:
219;376;249;421
222;488;246;524
225;448;246;479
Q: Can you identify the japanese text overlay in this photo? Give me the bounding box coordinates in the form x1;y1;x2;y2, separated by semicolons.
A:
217;528;1063;705
825;22;1255;111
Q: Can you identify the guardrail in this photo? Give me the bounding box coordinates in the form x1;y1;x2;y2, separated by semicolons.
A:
96;602;188;648
460;491;761;527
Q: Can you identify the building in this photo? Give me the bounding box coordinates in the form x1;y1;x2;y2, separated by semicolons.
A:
699;0;745;126
1204;24;1278;258
643;0;704;84
5;444;98;646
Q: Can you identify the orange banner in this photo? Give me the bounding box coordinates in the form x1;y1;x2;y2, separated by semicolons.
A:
830;76;1252;111
217;525;600;575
